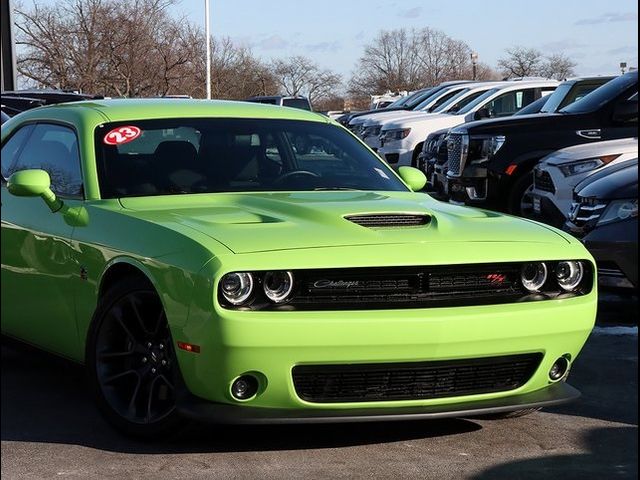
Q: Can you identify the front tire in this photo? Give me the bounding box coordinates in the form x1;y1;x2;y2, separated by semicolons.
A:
507;171;534;216
86;278;184;438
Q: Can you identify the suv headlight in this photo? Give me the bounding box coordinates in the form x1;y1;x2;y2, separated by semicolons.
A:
559;155;621;177
362;124;382;138
597;199;638;226
381;128;411;142
467;135;506;165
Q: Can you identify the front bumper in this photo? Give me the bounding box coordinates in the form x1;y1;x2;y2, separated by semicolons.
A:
177;381;580;424
582;219;638;289
378;144;413;167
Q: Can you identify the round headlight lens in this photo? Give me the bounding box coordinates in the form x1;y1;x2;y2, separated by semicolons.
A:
555;261;584;291
263;271;294;303
220;272;254;305
521;262;548;292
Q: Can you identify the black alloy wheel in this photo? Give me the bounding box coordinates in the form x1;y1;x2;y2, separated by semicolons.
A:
87;278;183;437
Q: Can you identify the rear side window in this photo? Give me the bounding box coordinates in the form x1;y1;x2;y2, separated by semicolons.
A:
3;123;83;197
282;98;312;110
483;88;537;117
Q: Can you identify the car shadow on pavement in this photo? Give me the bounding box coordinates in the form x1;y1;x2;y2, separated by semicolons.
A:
472;426;638;480
0;343;481;454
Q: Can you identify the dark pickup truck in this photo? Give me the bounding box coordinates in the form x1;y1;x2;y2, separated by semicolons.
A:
444;71;638;214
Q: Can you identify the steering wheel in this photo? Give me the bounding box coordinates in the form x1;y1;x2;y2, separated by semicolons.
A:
272;170;320;186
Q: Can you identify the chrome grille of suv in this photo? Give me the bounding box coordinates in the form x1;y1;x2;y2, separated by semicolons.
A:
568;200;607;228
447;134;467;177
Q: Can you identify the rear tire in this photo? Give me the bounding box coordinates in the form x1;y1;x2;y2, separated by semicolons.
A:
86;277;185;438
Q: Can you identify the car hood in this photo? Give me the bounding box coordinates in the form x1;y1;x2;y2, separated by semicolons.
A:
544;138;638;166
575;160;639;200
362;110;434;126
119;192;568;254
354;110;423;125
384;113;462;131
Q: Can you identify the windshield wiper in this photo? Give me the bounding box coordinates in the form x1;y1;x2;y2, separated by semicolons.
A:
313;187;361;191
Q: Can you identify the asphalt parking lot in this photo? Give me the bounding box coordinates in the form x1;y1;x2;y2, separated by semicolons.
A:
1;297;637;480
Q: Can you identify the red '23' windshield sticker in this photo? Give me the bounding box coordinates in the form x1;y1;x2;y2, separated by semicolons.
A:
103;126;141;145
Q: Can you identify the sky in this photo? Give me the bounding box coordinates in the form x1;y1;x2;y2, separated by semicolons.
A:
173;0;638;78
21;0;639;80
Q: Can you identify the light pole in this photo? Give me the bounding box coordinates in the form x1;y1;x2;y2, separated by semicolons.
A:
205;0;211;99
620;62;627;74
471;52;478;81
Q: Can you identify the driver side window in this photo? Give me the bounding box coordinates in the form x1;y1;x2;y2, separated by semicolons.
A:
2;123;83;198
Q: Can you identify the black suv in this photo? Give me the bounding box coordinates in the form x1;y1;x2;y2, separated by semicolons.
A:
444;71;637;214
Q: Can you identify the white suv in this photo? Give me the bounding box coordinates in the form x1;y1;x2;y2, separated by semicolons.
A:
530;138;638;227
378;80;558;167
359;82;507;152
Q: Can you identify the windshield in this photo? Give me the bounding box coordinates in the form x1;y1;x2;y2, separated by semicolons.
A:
282;98;312;110
456;88;500;114
95;119;408;198
539;83;572;113
561;73;637;114
405;87;446;109
436;89;491;113
388;90;424;108
414;87;463;111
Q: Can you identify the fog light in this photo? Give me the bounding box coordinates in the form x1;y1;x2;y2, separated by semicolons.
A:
231;375;259;400
549;357;570;381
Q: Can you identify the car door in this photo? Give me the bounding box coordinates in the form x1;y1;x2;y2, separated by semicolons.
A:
1;122;85;358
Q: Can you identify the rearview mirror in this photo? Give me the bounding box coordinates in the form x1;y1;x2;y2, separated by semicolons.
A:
612;100;638;122
398;166;428;192
7;169;63;212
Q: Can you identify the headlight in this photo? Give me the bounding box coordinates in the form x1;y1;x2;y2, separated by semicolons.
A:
597;199;638;226
362;124;381;138
468;135;506;165
520;262;548;292
381;128;411;142
263;271;294;303
555;261;584;291
559;155;621;177
220;272;254;305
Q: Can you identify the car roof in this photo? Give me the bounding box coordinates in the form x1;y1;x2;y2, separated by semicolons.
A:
11;98;328;124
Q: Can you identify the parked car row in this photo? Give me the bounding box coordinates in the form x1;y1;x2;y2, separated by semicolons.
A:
403;72;638;292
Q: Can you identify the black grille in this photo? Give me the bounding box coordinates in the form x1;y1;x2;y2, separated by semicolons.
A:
534;169;556;193
291;264;524;309
345;214;431;228
293;353;543;403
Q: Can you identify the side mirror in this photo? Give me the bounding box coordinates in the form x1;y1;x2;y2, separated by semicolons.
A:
475;108;491;120
7;169;63;212
398;166;427;192
612;100;638;122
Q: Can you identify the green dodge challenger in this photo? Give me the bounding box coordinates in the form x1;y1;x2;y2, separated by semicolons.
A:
1;99;596;436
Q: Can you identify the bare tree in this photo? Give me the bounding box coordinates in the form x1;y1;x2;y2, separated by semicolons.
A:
539;53;577;80
348;28;480;97
497;46;545;78
271;55;342;105
498;46;577;80
15;0;277;98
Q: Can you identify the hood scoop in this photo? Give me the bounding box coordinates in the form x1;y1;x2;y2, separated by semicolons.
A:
345;213;432;228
